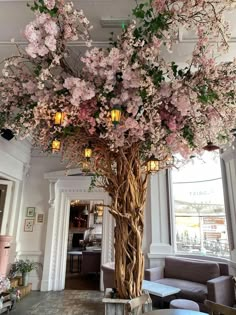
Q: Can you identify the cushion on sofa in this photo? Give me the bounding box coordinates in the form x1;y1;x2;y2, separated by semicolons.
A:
164;256;220;284
156;278;208;303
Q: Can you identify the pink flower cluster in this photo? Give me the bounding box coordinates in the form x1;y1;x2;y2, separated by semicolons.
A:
25;13;59;58
1;0;236;166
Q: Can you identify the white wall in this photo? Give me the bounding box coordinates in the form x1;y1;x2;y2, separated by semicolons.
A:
0;137;31;273
17;154;66;289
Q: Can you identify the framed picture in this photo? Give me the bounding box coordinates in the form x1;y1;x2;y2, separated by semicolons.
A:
26;207;35;217
24;219;34;232
36;213;44;223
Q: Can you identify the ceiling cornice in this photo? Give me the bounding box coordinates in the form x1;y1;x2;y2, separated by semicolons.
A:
0;40;110;47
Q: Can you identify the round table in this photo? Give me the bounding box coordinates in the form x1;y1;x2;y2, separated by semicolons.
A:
144;309;207;315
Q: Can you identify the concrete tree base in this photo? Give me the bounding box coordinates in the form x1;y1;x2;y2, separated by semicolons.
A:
103;289;152;315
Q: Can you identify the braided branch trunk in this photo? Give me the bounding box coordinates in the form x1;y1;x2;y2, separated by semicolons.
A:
108;145;147;299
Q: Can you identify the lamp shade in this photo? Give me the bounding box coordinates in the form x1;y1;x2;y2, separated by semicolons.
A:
147;155;159;173
203;142;219;151
54;111;65;125
1;129;14;141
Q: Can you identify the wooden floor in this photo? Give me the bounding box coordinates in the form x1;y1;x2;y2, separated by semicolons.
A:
65;272;100;290
65;258;100;290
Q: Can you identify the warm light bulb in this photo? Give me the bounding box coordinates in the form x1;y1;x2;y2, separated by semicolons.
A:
52;139;61;152
54;111;65;125
111;106;122;125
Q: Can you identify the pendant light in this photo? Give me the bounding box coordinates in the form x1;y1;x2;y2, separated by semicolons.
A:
111;106;122;126
54;111;65;125
52;139;61;152
147;155;159;173
203;142;219;151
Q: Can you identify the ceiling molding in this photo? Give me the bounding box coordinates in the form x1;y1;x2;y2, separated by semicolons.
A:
0;40;110;47
179;37;236;43
0;0;112;2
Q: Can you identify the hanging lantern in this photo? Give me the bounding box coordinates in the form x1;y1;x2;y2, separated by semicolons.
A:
203;142;219;151
54;111;65;125
96;204;104;216
84;145;92;159
52;139;61;152
165;154;174;167
111;106;122;126
147;155;159;173
82;161;90;172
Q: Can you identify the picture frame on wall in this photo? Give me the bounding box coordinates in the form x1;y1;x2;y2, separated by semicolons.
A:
36;213;44;224
24;219;34;232
26;207;35;217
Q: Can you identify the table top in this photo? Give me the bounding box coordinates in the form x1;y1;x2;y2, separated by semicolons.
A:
144;309;207;315
67;251;82;255
142;280;180;298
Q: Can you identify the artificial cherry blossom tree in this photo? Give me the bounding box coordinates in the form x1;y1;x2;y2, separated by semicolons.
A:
1;0;236;299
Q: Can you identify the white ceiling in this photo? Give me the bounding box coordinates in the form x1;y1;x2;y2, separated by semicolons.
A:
0;0;236;64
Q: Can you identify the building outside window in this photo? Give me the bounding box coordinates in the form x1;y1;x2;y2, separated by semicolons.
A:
172;152;230;258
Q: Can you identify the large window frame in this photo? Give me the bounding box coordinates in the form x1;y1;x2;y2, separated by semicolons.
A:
170;153;232;259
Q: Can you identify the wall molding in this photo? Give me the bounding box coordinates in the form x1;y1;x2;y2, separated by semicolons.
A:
17;250;43;256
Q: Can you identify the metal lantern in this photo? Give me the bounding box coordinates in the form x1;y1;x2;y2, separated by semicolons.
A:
111;106;122;126
54;111;65;125
84;146;92;159
165;154;174;167
147;155;159;173
203;142;219;151
52;139;61;152
96;204;104;216
82;161;90;172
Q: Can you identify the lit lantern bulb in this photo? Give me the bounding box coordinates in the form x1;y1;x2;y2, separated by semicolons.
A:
111;106;122;126
147;155;159;173
54;111;65;125
84;147;92;159
52;139;61;153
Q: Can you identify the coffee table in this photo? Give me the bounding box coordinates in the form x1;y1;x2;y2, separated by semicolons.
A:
142;280;181;308
142;280;180;298
144;310;207;315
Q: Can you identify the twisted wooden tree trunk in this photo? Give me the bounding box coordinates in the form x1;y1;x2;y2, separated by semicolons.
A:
108;145;148;299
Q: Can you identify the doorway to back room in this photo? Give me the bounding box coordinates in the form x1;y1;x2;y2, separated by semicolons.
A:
65;199;103;290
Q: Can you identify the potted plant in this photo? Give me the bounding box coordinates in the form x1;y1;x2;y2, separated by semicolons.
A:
14;260;37;287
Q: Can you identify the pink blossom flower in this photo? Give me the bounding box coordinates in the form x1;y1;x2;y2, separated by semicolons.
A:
44;0;55;10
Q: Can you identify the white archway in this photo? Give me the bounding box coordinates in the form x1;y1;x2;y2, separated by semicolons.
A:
41;171;114;291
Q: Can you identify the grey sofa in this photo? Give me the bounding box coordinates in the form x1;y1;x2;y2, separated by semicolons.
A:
145;256;235;311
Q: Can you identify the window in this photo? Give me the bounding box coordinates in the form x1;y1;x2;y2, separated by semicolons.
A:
172;152;230;258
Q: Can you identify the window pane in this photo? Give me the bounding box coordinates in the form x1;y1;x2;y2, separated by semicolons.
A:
172;152;230;258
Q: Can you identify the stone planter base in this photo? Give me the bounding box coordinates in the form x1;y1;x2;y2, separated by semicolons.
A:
102;289;152;315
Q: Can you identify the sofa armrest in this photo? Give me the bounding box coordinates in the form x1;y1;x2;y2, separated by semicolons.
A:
144;267;164;281
207;276;235;306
